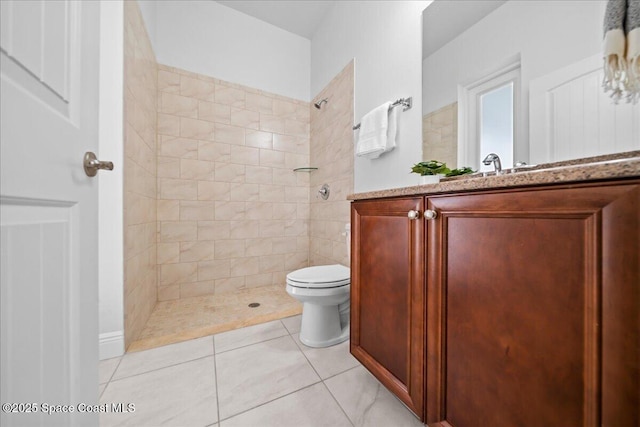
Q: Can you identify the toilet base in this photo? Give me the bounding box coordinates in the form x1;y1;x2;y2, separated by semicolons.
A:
299;303;350;348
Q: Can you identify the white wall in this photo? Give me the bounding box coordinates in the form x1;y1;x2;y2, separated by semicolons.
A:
422;1;605;141
312;1;431;193
152;1;311;101
137;0;157;49
98;0;124;360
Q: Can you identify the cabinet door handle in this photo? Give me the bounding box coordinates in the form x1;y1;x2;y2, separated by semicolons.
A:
424;209;438;220
408;210;421;220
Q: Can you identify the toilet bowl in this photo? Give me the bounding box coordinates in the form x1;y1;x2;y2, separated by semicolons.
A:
286;264;350;348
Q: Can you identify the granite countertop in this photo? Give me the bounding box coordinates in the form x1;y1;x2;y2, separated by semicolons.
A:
348;151;640;201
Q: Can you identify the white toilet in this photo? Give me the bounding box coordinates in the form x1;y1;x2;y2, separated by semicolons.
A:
286;264;350;348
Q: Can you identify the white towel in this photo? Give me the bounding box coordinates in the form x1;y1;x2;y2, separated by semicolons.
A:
356;102;398;159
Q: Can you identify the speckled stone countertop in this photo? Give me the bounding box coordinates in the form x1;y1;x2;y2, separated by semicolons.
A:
348;151;640;201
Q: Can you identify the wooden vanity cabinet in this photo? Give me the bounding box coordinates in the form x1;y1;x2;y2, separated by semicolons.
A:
351;179;639;426
350;197;426;419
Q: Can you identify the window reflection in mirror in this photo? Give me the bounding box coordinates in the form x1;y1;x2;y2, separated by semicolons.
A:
480;82;513;172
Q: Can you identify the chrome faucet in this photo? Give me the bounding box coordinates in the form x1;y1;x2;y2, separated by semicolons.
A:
482;153;502;175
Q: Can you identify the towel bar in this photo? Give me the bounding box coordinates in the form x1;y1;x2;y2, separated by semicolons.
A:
353;97;412;130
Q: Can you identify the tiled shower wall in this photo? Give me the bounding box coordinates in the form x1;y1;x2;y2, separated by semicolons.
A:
123;1;158;347
309;61;354;267
155;64;311;301
422;103;458;168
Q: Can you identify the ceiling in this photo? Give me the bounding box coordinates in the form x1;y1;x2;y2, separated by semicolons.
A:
216;1;337;40
423;0;507;59
216;0;507;58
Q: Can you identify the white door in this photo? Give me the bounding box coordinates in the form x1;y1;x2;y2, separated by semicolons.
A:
1;1;102;426
530;53;640;164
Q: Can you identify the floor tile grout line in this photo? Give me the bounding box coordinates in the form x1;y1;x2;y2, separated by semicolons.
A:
319;380;356;427
288;331;324;380
216;379;324;423
214;330;290;355
108;351;214;383
104;356;124;385
212;337;221;426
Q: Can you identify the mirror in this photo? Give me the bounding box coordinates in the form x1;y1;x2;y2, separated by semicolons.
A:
422;0;639;171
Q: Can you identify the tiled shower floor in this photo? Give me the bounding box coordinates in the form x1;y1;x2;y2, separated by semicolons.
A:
128;285;302;352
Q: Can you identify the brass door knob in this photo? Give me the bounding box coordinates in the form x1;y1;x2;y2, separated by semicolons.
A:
84;152;114;177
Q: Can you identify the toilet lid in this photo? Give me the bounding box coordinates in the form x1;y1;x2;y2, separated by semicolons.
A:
286;264;350;288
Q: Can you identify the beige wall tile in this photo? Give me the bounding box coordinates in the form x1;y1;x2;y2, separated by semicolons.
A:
259;114;285;134
180;117;215;140
157;242;180;264
230;108;260;129
180;201;214;221
214;276;246;294
245;92;273;114
158;70;180;93
160;262;198;285
259;149;286;168
180;75;215;101
244;165;272;184
259;254;284;273
159;136;198;159
180;281;215;298
198;141;231;162
214;239;245;259
157;199;180;221
214;201;246;221
245;130;273;149
123;0;158;347
215;123;245;145
198;181;230;201
158;285;180;301
158;113;180;136
157;156;181;178
199;101;230;124
159;178;198;200
180;159;214;181
259;220;285;237
198;259;231;281
230;257;260;277
230;145;259;165
284;119;310;138
229;220;259;239
180;241;215;262
160;221;197;242
215;85;245;108
198;220;230;240
259;185;285;202
160;92;198;118
272;169;297;186
244;238;273;257
244;273;273;288
214;163;245;183
229;183;260;201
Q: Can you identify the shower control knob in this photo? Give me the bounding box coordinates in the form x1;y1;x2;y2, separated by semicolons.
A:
424;209;438;220
407;210;420;220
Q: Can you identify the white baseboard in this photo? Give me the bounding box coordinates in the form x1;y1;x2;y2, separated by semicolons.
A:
99;331;125;360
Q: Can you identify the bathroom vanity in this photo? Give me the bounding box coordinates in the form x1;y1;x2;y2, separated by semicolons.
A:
349;153;640;426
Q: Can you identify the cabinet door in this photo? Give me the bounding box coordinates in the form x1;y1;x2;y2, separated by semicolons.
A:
351;197;425;419
425;181;640;427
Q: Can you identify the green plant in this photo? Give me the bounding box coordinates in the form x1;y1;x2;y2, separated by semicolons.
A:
411;160;451;176
445;166;475;177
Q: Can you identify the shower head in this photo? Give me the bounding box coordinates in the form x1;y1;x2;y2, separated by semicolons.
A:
314;98;328;109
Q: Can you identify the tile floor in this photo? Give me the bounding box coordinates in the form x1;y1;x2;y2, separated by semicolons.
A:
128;285;302;352
100;315;424;427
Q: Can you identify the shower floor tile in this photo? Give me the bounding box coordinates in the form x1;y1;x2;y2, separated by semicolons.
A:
128;285;302;352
